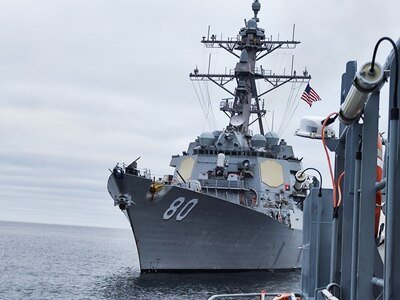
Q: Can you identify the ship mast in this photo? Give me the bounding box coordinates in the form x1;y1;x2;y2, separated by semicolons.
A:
189;0;311;135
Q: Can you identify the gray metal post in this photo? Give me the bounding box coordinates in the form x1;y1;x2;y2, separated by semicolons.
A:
301;189;334;298
356;92;380;300
383;56;400;300
315;199;323;289
337;62;358;297
330;217;339;283
350;146;362;300
301;186;312;298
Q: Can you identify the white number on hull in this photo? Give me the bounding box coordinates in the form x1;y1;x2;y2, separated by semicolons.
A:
176;199;198;221
163;197;185;220
163;197;198;221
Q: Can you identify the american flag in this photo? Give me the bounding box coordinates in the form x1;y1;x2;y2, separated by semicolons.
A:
301;83;321;107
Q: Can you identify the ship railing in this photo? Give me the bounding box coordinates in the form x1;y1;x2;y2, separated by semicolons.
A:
219;99;234;110
207;291;301;300
198;179;249;190
254;67;272;76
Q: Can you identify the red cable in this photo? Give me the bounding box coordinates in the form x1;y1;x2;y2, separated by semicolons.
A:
321;112;339;208
337;171;345;207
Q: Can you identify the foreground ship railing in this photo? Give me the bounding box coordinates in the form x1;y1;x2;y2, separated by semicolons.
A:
208;292;301;300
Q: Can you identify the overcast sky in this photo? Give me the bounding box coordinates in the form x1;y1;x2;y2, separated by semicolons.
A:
0;0;398;228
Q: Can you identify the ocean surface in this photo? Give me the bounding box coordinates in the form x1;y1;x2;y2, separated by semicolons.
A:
0;221;301;299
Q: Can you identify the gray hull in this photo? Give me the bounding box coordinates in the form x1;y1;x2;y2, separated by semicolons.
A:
108;173;302;272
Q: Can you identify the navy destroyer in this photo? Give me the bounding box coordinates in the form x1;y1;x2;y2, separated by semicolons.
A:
107;0;313;273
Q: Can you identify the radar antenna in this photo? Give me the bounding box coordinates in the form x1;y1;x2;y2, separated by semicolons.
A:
189;0;311;135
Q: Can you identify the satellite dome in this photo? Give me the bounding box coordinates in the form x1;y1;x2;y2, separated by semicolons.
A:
247;19;257;29
198;132;215;146
265;131;279;147
212;130;222;140
251;134;266;148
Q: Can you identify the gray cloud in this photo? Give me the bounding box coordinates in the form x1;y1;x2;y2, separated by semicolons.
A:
0;0;398;228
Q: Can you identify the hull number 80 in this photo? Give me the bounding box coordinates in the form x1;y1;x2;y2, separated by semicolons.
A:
163;197;198;221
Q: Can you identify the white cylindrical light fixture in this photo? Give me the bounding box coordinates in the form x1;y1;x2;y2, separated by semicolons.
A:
294;170;307;192
339;62;384;125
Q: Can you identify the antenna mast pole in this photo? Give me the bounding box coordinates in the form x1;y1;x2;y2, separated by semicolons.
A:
190;0;311;135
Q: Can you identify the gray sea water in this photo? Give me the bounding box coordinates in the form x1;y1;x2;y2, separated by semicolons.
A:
0;220;301;299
